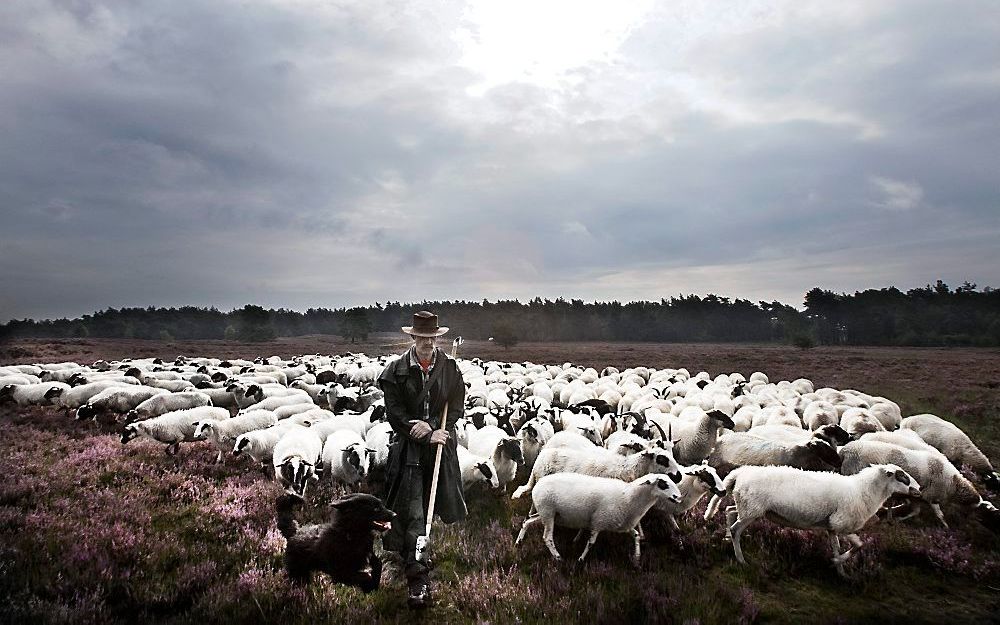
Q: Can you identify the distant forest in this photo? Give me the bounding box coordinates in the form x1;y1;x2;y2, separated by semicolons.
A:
2;280;999;347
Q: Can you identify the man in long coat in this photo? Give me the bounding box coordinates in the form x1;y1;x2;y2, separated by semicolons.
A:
378;310;466;609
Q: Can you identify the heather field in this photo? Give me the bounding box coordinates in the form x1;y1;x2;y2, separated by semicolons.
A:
2;337;1000;624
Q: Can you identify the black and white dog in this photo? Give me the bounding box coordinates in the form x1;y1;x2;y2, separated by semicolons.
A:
276;493;394;592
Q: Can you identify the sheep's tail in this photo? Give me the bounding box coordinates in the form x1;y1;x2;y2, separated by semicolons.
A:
704;469;740;520
276;493;304;538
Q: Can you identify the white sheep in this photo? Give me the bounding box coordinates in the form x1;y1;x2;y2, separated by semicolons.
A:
273;425;324;497
193;410;278;464
516;417;555;471
512;445;682;500
901;414;1000;490
515;473;682;565
543;430;602;454
120;406;230;455
57;381;139;411
648;408;735;465
75;385;169;421
869;401;902;431
707;432;844;475
708;464;919;576
802;401;839;430
467;425;525;487
126;391;214;422
239;392;312;414
840;408;886;438
456;444;501;491
232;420;298;474
0;382;71;407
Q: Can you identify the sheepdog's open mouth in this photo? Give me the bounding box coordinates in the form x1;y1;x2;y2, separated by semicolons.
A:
372;520;392;532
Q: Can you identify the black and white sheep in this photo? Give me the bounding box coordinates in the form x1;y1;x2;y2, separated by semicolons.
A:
120;406;230;455
273;425;324;497
193;410;278;463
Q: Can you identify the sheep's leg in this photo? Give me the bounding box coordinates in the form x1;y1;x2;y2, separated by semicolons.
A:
832;533;863;577
729;515;752;565
930;503;949;528
631;528;642;567
573;529;586;543
515;515;540;545
724;505;738;542
542;519;562;561
578;530;600;562
704;494;722;520
636;524;645;541
668;515;680;532
261;462;272;480
214;450;224;465
827;531;845;573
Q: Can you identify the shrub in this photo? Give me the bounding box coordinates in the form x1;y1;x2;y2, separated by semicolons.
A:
791;334;815;350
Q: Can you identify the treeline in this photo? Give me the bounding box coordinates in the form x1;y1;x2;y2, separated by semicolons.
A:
1;280;998;346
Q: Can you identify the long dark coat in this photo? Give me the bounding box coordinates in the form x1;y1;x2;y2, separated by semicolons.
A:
378;347;467;524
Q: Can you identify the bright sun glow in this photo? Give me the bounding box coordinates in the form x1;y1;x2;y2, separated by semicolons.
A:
455;0;655;95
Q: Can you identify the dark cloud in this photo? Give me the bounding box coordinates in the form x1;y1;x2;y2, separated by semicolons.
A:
1;0;998;322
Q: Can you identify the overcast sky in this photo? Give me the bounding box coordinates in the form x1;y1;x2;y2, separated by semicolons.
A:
2;0;998;322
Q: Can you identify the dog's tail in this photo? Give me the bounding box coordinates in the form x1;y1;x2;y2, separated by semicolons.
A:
276;493;305;539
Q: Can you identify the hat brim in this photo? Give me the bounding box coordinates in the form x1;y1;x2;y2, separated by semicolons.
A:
401;326;449;338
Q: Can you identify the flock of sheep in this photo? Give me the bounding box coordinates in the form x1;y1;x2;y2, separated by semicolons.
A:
2;351;999;577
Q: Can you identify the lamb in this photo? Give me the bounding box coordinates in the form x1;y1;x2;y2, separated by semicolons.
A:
648;408;735;465
0;382;71;407
456;444;501;491
838;439;993;527
708;464;919;576
647;464;726;531
515;473;682;565
125;391;214;422
193;410;278;464
120;406;230;455
321;430;372;494
512;445;682;500
901;414;1000;491
75;385;169;421
706;432;843;476
273;425;324;497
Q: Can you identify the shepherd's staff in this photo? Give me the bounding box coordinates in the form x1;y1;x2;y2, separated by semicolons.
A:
415;336;463;563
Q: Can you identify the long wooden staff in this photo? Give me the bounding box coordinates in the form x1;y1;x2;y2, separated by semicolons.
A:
415;337;462;563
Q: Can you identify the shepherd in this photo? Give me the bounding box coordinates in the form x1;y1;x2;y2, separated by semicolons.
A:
378;310;467;609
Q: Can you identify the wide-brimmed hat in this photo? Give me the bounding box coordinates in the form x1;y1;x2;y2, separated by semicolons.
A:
402;310;449;338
